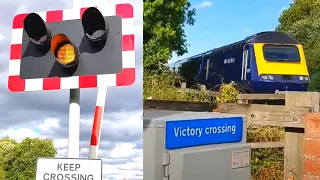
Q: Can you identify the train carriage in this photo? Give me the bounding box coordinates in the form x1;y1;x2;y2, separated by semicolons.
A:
170;31;310;93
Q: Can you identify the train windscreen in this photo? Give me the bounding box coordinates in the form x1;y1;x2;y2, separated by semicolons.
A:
262;44;300;62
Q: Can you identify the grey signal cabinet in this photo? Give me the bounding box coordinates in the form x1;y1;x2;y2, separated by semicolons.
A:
143;110;251;180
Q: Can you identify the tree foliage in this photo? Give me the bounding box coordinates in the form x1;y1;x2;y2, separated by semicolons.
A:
216;82;239;103
143;72;211;101
276;0;320;90
143;0;196;73
0;137;56;180
0;137;17;179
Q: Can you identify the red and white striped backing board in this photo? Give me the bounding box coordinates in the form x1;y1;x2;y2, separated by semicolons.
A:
8;3;135;92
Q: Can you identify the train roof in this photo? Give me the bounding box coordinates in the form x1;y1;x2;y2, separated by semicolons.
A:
171;31;299;66
244;31;299;44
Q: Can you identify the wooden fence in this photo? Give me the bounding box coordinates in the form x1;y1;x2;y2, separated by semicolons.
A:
143;91;320;180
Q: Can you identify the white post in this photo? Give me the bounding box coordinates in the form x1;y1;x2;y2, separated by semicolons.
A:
89;87;108;159
68;89;80;158
67;0;82;159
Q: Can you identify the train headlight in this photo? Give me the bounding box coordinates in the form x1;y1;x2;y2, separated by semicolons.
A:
305;76;309;81
299;76;304;80
260;75;268;80
268;75;274;80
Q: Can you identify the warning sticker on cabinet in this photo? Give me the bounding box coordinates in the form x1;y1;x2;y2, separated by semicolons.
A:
231;150;250;169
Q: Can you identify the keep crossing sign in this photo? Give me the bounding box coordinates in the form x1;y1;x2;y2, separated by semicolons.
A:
36;158;102;180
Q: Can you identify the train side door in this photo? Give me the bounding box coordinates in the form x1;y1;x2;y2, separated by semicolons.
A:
204;56;211;88
241;44;250;82
205;57;210;81
198;55;206;84
246;47;251;81
195;62;201;84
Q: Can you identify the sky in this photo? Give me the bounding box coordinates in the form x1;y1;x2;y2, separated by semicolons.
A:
0;0;143;180
170;0;294;63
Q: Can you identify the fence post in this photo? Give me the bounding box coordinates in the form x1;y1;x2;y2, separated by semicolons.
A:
304;113;320;180
284;92;319;180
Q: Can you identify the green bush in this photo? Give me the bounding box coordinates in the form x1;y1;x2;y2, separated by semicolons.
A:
143;72;212;102
248;126;284;180
0;137;56;180
308;71;320;91
216;81;239;103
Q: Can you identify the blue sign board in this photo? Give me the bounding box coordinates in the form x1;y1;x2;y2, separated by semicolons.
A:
165;117;243;149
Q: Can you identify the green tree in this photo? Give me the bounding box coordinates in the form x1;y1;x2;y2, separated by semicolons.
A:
276;0;320;33
143;0;196;74
4;138;57;180
0;137;18;179
276;0;320;89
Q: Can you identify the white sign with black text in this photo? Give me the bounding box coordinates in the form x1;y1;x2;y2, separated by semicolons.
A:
36;158;102;180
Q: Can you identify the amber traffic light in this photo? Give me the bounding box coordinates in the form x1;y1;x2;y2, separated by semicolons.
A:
51;33;79;67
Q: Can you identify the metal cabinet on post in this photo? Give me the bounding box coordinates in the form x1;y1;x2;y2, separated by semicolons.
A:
143;110;251;180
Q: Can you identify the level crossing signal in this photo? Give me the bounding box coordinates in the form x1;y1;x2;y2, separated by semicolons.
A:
8;4;136;92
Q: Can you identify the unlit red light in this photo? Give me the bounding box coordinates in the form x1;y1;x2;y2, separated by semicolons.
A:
56;44;76;65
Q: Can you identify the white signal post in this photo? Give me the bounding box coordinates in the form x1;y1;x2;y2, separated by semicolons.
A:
68;89;80;158
68;0;83;159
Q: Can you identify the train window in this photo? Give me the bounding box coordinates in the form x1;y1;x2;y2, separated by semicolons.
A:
262;44;300;62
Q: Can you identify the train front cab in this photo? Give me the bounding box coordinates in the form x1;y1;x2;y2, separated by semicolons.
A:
243;43;310;93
